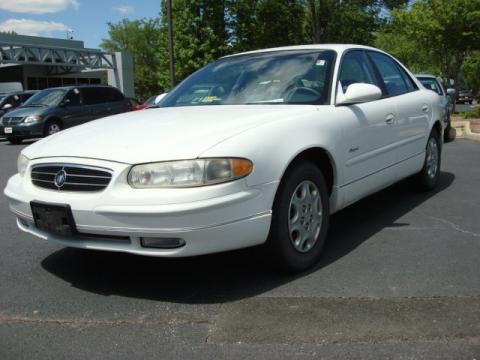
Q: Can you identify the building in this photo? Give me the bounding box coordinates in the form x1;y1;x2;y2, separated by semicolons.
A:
0;33;134;97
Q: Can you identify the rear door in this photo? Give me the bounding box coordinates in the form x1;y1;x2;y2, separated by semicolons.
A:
367;51;429;164
80;87;106;122
104;87;129;115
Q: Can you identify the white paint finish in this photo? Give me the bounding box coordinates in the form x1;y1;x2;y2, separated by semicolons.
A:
4;45;441;257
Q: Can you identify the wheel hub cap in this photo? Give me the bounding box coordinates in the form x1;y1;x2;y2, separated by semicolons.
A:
288;180;322;253
426;137;439;178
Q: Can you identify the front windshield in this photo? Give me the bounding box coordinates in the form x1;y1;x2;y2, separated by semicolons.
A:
0;95;6;104
160;50;335;107
23;88;67;107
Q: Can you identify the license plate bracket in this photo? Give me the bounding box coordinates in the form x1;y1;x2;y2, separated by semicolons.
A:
30;201;77;237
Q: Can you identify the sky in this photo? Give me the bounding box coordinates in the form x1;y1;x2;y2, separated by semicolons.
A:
0;0;158;49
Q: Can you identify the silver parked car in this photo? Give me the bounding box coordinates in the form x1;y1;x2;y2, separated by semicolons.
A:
416;74;455;142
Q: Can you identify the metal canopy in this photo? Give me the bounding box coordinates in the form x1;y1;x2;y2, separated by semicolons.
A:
0;41;116;70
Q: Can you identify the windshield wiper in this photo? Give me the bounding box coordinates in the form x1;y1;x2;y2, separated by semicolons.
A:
23;103;47;107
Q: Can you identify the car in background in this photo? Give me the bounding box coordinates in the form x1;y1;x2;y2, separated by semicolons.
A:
456;90;473;104
416;74;455;141
0;85;131;144
0;91;38;117
5;45;444;272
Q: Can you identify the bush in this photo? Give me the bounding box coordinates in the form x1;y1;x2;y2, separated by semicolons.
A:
463;107;480;119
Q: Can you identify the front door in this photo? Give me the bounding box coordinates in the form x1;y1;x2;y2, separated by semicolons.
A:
335;50;398;205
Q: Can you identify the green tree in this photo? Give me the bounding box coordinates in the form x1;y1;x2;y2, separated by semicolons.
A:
228;0;305;51
160;0;231;87
304;0;380;45
461;51;480;95
375;0;480;87
101;19;165;100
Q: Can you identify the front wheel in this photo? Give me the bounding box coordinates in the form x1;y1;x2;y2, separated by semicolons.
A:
6;137;22;145
43;120;62;137
416;130;441;191
265;161;330;273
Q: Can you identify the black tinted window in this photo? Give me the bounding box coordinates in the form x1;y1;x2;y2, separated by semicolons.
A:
368;52;409;96
81;87;106;105
339;51;377;93
105;88;124;102
64;89;82;106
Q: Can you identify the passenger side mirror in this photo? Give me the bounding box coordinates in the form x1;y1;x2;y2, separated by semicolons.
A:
336;82;382;106
446;88;456;96
2;103;12;110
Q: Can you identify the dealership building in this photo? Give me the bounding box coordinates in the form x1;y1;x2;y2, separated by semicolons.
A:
0;33;134;97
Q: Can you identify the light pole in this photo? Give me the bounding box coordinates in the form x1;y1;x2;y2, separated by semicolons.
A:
166;0;175;88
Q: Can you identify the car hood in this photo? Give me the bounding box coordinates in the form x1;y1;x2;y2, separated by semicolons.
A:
2;106;47;118
23;105;314;164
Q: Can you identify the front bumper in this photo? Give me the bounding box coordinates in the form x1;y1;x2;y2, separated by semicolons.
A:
4;157;276;257
0;122;43;138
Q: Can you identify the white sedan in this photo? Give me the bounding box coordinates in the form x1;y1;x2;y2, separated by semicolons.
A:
4;44;443;272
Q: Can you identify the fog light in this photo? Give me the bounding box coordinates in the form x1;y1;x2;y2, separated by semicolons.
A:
140;237;185;249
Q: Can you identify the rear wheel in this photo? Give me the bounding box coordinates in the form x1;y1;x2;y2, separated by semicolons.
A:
266;161;330;272
43;120;62;137
416;129;441;191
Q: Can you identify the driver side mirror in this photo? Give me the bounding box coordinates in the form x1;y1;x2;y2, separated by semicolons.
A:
446;88;456;96
336;82;382;106
2;103;12;110
59;98;71;107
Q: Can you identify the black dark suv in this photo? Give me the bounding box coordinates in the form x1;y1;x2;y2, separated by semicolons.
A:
0;85;132;144
0;90;38;117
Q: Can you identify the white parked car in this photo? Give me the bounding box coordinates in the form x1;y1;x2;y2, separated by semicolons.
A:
4;45;443;272
415;73;455;142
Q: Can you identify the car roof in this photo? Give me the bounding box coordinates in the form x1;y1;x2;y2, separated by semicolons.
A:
221;44;383;59
0;90;38;95
37;85;115;91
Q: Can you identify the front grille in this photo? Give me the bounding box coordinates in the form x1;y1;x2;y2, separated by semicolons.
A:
2;117;24;125
31;164;113;192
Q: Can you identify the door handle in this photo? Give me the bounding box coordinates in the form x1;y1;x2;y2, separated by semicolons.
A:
422;105;429;112
385;114;395;124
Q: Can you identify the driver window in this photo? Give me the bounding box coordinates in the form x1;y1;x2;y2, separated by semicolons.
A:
64;88;82;106
339;51;376;93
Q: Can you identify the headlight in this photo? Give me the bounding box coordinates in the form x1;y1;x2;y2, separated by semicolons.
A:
128;158;253;188
23;115;42;124
17;153;30;177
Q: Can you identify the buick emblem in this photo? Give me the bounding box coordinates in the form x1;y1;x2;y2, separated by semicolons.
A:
54;169;67;188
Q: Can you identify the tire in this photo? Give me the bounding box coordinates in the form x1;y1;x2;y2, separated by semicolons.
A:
43;120;62;137
265;161;330;273
416;129;441;191
444;120;455;142
6;137;22;145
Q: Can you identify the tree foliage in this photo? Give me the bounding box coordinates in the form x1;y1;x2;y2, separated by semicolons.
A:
375;0;480;87
100;0;480;98
101;19;165;100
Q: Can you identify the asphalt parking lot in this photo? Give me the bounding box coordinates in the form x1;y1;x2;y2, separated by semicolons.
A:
0;139;479;359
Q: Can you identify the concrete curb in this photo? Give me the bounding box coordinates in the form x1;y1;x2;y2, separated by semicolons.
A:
451;120;480;142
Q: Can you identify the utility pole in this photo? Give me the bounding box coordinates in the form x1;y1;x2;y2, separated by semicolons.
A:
166;0;176;88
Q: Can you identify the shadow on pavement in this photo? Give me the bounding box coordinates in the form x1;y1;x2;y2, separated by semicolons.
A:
41;171;455;304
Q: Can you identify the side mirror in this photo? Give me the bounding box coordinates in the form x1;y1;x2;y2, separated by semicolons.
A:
336;82;382;106
59;98;71;107
154;93;168;105
2;103;12;110
446;88;456;96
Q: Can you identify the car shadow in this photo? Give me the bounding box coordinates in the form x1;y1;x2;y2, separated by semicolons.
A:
41;171;455;304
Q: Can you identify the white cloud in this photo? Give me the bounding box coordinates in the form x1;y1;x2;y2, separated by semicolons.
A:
0;0;79;14
0;19;69;36
113;5;134;15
